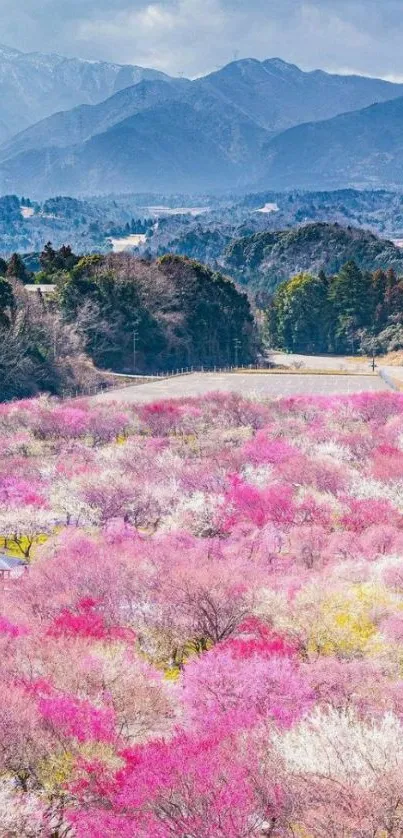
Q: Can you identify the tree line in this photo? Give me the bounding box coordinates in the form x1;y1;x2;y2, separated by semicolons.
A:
267;261;403;354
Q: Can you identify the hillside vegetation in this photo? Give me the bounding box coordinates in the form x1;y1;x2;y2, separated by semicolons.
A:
267;262;403;354
4;190;403;260
58;252;256;372
224;222;403;292
0;274;98;403
0;250;256;400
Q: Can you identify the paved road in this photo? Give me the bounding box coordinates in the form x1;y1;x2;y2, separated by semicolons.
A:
270;352;373;373
97;372;389;404
382;366;403;387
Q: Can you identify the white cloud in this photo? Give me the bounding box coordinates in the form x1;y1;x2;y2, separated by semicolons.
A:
1;0;403;79
75;0;244;75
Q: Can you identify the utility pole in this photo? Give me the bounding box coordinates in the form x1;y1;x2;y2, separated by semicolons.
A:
234;338;241;368
132;328;138;373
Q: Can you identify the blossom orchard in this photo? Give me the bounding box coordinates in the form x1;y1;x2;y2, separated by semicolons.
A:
2;392;403;834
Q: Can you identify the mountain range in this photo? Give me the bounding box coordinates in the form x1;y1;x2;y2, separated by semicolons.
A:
2;47;403;195
262;96;403;190
0;43;169;144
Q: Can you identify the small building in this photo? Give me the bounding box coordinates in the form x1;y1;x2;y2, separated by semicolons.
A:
0;554;28;581
24;284;56;294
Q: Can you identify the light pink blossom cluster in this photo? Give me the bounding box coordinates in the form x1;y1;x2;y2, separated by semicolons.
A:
1;391;403;835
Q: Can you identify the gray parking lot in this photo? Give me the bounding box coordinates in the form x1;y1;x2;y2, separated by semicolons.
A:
97;372;389;404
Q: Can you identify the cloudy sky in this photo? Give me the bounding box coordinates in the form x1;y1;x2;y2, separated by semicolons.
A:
1;0;402;79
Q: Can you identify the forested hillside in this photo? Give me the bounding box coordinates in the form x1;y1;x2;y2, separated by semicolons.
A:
58;252;256;372
0;250;256;401
224;223;403;292
4;191;403;260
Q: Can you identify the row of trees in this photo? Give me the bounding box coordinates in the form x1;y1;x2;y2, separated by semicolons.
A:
0;243;80;285
266;261;403;354
108;217;154;237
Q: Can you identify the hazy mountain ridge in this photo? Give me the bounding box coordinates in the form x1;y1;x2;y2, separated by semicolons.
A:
198;57;403;133
0;43;170;144
2;50;403;194
0;79;190;161
0;98;269;195
261;95;403;190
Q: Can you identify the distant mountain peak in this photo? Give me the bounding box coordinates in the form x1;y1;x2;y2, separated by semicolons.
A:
263;57;301;73
0;46;172;144
0;43;22;58
215;56;301;75
214;57;261;74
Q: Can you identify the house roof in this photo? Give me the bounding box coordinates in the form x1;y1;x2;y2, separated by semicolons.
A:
25;284;56;294
0;554;28;571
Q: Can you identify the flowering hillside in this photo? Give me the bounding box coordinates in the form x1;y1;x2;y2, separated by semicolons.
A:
2;391;403;835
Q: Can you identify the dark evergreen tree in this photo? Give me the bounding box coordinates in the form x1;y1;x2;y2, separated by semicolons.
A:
329;261;372;350
39;242;57;273
40;243;78;275
6;253;31;284
267;272;331;353
0;277;14;327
